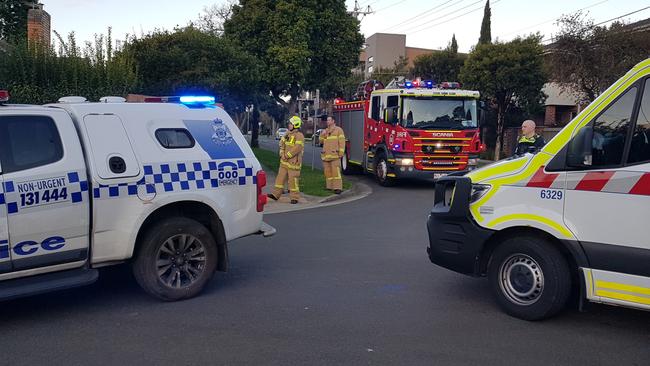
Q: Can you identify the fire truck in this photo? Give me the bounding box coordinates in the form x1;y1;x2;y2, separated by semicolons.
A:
333;79;485;186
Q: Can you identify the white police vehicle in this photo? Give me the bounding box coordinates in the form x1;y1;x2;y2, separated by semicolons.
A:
0;91;274;301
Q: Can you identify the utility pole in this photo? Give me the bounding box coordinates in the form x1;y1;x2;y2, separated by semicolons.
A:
349;0;374;20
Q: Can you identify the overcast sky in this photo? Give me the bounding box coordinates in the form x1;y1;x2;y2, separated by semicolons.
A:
46;0;650;52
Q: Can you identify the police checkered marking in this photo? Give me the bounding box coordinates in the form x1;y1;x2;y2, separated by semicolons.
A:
92;160;255;199
0;172;89;215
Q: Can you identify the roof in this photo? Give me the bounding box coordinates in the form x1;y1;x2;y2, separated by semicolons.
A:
373;88;480;98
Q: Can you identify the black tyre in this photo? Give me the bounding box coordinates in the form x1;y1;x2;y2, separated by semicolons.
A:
488;236;572;320
133;217;218;301
374;154;396;186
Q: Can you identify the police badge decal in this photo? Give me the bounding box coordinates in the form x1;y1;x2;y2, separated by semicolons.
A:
211;118;234;145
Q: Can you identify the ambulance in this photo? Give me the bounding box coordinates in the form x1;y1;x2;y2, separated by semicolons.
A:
426;58;650;320
0;93;275;301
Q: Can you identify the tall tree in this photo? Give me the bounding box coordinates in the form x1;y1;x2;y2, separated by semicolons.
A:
460;35;547;159
0;0;33;41
411;51;465;82
478;0;491;45
546;12;650;103
450;34;458;54
123;27;260;110
223;0;364;113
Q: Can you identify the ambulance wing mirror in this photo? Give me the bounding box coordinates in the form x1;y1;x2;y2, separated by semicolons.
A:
567;125;593;168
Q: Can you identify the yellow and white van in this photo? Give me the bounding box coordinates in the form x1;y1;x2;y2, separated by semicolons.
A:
426;58;650;320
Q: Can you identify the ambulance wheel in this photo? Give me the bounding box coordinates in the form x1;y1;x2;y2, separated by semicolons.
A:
133;217;218;301
488;236;571;321
374;154;395;186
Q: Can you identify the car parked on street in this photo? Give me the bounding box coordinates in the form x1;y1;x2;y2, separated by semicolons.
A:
275;128;288;140
312;129;324;146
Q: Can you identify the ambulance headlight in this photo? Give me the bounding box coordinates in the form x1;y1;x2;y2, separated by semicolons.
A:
470;184;491;203
395;158;414;166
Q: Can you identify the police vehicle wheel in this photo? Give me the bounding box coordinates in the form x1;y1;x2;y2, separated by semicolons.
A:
488;236;571;321
374;154;395;186
133;217;218;301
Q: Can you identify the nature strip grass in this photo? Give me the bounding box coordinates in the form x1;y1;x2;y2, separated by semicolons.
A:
253;148;351;197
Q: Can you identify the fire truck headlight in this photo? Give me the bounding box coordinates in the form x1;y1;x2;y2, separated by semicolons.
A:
396;158;414;166
468;158;479;166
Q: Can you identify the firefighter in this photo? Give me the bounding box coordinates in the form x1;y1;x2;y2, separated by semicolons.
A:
513;119;545;156
319;115;346;194
268;116;304;204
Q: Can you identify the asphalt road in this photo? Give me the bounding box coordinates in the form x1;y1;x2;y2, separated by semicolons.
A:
257;134;325;170
1;176;649;365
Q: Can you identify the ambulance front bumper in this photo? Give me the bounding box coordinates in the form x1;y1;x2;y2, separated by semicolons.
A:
426;176;494;276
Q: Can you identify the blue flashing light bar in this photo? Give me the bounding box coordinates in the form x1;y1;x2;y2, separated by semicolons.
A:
404;81;413;89
425;80;434;89
180;96;216;104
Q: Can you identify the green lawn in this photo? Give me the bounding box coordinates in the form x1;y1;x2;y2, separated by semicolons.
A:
253;148;352;197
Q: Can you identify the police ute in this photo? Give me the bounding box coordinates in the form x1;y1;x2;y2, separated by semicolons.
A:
0;92;275;301
427;58;650;320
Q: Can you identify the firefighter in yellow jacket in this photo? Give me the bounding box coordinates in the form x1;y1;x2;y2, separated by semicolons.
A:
319;115;345;194
268;116;304;204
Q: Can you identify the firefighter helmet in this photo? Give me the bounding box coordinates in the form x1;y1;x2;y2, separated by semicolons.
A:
289;116;302;129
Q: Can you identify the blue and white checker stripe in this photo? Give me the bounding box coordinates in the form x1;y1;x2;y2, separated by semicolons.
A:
0;171;89;215
93;159;255;199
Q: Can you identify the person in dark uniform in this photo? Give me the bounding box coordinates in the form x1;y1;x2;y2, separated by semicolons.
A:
514;120;545;156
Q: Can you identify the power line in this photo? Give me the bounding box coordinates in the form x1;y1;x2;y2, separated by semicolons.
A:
382;0;460;32
399;0;485;34
405;0;502;36
500;0;610;38
541;5;650;44
375;0;409;13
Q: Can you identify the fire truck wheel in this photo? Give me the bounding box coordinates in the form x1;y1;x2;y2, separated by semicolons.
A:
341;151;357;175
374;154;396;186
488;235;572;321
133;217;218;301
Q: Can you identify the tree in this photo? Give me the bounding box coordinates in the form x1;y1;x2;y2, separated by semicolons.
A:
367;56;410;87
411;51;465;82
0;30;137;104
195;1;236;36
478;0;491;45
460;35;547;160
0;0;33;41
123;27;260;111
223;0;364;113
450;34;458;54
546;13;650;103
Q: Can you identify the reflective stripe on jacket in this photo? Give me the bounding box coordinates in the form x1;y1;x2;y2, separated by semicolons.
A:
320;126;345;161
279;130;304;170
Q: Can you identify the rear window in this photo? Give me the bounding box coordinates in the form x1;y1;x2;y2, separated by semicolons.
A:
155;129;195;149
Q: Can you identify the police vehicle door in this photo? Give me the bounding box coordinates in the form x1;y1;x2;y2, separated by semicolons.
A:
562;80;650;295
0;162;10;274
0;111;90;274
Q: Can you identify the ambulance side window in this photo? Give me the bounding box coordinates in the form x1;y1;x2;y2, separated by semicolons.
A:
0;115;63;173
627;80;650;164
568;86;637;168
371;96;380;121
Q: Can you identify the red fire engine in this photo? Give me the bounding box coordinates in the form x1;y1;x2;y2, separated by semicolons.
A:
333;79;485;186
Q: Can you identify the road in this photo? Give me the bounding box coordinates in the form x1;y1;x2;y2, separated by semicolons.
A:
1;176;649;365
257;134;325;170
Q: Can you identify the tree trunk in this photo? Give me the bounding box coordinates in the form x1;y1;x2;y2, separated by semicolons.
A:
494;105;505;160
251;101;260;148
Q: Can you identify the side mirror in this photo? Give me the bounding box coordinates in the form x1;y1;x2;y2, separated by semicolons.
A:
567;125;593;168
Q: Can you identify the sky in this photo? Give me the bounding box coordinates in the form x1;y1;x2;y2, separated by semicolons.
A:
46;0;650;52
